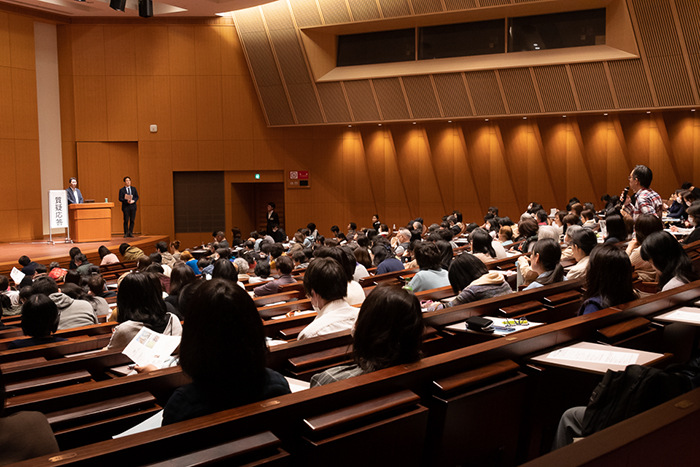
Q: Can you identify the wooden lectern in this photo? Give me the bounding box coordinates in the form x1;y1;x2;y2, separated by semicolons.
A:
69;203;114;242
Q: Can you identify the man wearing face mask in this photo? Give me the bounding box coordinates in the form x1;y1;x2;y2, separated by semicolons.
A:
297;257;359;341
681;203;700;245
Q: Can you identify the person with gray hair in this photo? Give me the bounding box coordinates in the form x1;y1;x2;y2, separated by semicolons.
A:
233;257;250;282
394;228;412;256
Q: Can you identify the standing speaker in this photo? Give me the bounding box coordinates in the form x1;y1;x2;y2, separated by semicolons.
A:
139;0;153;18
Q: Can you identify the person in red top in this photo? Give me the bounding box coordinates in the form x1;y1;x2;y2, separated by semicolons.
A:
622;165;663;220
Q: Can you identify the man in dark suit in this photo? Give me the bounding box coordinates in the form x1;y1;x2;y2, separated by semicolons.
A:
66;177;83;205
118;176;138;237
266;202;279;234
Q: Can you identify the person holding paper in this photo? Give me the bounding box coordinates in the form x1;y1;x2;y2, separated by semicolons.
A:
65;177;83;205
106;272;181;350
118;176;139;238
162;279;290;425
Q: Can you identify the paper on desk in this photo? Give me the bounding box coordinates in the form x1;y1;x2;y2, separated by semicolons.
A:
269;310;315;320
122;327;181;368
662;308;700;324
263;301;286;307
113;410;163;439
10;267;24;286
547;347;639;366
285;376;310;393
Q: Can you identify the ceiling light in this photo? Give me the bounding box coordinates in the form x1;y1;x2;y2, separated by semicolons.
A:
604;113;608;116
378;124;382;126
646;111;651;114
485;119;489;122
523;117;527;120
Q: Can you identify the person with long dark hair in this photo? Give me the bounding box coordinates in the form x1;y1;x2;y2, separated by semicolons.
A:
8;295;67;349
372;242;403;274
565;229;598;280
165;263;197;314
640;231;699;291
163;279;290;425
107;272;182;349
578;244;638;315
524;238;566;290
311;286;424;386
603;211;628;244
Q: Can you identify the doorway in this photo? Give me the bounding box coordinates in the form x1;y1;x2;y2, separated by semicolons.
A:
230;182;285;237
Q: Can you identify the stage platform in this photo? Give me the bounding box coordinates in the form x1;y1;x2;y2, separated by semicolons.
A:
0;235;170;278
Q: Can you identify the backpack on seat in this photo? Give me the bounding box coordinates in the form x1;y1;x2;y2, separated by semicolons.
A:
580;364;694;437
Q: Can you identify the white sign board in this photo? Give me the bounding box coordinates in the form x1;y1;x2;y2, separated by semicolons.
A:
49;190;68;229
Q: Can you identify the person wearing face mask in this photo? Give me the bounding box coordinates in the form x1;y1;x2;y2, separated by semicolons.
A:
297;257;359;341
681;203;700;245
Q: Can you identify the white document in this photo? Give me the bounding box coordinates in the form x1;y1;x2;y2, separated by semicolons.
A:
113;410;163;439
122;327;181;368
10;267;25;285
547;347;639;366
659;307;700;324
285;376;310;393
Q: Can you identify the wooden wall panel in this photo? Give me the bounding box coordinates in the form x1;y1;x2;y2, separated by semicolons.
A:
71;25;105;76
103;25;136;76
11;68;39;140
0;13;9;68
73;76;108;141
8;14;35;70
105;75;138;141
0;67;13;138
0;139;17;211
50;20;700;247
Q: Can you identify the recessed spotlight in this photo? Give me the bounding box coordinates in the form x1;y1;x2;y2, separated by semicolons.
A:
646;111;651;114
378;124;382;126
348;125;352;127
563;115;567;118
604;113;608;116
523;117;527;120
692;109;696;112
485;119;489;122
448;120;452;123
413;122;416;124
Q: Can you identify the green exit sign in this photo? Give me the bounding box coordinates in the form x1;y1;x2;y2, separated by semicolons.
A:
255;174;260;179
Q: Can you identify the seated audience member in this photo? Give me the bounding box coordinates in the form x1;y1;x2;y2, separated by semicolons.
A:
170;240;182;261
640;231;699;291
298;258;360;340
249;261;273;283
60;283;110;316
149;252;172;277
470;228;498;264
18;256;41;276
681;202;700;245
566;229;598;280
313;247;365;305
210;259;245;290
498;225;514;246
372;243;404;274
63;269;82;286
524;238;566;290
603;211;628;244
430;254;511;310
406;242;450;293
578;244;637;315
560;225;582;262
31;277;97;330
68;247;82;270
535;209;549;226
162;279;290;425
0;366;59;464
145;263;171;294
164;263;197;313
74;253;94;275
119;243;144;262
99;245;119;266
154;241;176;268
0;275;19;308
233;257;251;281
180;250;201;275
666;189;687;219
354;248;372;272
214;231;230;249
87;274;115;299
107;272;182;349
47;262;67;281
625;214;664;282
513;218;539;253
8;295;67;349
253;256;296;297
311;286;424;386
393;228;412;256
291;250;308;270
436;240;454;271
580;209;596;228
